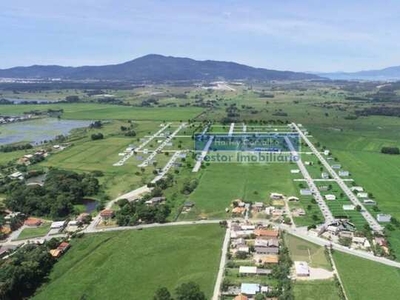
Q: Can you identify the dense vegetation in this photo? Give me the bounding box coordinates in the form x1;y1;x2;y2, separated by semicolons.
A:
0;244;55;300
4;169;100;219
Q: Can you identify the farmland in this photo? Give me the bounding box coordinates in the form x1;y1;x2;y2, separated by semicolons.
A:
34;224;225;300
293;280;340;300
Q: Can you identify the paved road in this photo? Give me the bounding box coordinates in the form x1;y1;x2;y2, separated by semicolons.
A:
151;150;184;183
292;123;383;233
212;222;230;300
285;136;334;224
192;135;214;172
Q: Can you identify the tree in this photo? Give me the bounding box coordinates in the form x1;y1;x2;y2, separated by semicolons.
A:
175;282;206;300
153;287;172;300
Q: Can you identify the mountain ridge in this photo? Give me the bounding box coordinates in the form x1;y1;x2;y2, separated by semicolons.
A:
0;54;320;82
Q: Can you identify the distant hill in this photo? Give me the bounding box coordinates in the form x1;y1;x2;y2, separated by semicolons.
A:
318;66;400;81
0;54;320;82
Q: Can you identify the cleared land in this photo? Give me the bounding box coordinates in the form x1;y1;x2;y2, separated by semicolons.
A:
333;251;400;300
285;233;332;270
293;280;340;300
34;224;224;300
17;223;51;240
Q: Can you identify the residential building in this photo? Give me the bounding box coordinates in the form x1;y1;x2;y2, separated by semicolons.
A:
377;214;391;223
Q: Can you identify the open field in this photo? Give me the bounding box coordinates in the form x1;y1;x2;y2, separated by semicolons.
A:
333;251;400;300
285;233;332;270
34;224;224;300
17;223;51;240
0;103;204;121
293;280;340;300
184;163;300;219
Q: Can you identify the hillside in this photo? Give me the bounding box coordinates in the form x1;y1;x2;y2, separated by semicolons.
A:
0;54;320;82
318;66;400;80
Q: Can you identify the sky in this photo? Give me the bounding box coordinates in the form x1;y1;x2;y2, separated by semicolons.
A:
1;0;400;72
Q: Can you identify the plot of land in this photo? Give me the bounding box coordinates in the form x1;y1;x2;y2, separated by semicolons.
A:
17;223;51;240
293;280;340;300
333;251;400;300
34;224;224;300
285;233;332;270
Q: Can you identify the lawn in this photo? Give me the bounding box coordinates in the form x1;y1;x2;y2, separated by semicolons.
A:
285;233;332;270
0;103;203;121
184;162;300;219
293;280;340;300
34;224;225;300
333;251;400;300
17;223;51;240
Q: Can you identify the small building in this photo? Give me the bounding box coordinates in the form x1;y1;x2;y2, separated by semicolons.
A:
270;193;284;200
351;186;364;192
332;164;341;169
321;172;329;179
377;214;391;223
295;261;310;277
300;189;312;196
183;201;195;208
363;199;376;206
254;228;279;238
325;194;336;201
290;169;300;174
239;266;257;275
100;209;115;220
234;294;248;300
49;249;62;258
145;197;165;206
253;202;264;211
287;196;299;202
57;241;70;253
24;218;42;227
357;192;368;198
339;170;350;177
50;221;67;230
324;150;330;156
255;247;279;255
240;283;260;296
237;246;250;253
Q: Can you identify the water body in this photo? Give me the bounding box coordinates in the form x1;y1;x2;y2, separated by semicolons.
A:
0;118;91;145
81;198;98;213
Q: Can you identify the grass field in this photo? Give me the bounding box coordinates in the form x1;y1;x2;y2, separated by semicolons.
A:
17;223;51;240
184;163;300;219
34;224;224;300
333;251;400;300
293;280;340;300
285;233;332;270
0;103;203;121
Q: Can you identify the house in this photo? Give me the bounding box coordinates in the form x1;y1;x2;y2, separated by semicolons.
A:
253;202;264;211
254;228;279;238
287;196;299;202
145;197;165;206
321;172;329;179
357;192;368;198
254;238;279;248
265;206;275;216
234;294;248;300
352;237;371;249
363;199;376;205
295;261;310;277
100;209;115;220
240;283;260;296
76;213;90;223
324;150;330;156
270;193;284;200
374;237;388;247
24;218;42;227
255;247;279;254
332;164;341;169
232;238;246;248
290;169;300;174
50;221;66;230
239;266;272;275
325;194;336;201
184;201;195;208
237;246;250;253
319;185;329;191
49;249;62;258
342;205;355;211
351;186;364;192
377;214;391;223
300;189;312;196
9;171;24;180
57;241;70;253
339;231;354;239
232;207;246;214
339;170;350;177
304;161;312;166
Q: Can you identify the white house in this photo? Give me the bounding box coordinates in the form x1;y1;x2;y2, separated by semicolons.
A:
300;189;312;196
241;283;260;295
339;170;350;177
377;214;392;223
291;169;300;174
357;192;368;198
287;196;299;202
324;150;330;156
321;172;329;179
351;186;364;192
363;199;376;206
270;193;284;200
325;194;336;201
